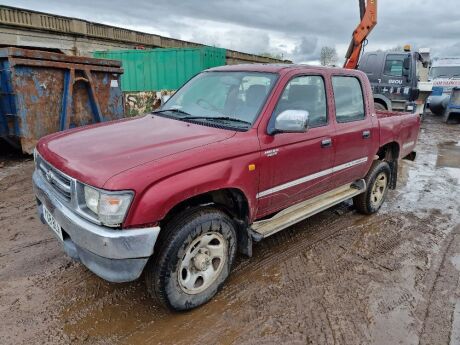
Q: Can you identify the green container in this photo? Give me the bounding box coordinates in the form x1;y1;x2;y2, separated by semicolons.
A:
93;47;226;92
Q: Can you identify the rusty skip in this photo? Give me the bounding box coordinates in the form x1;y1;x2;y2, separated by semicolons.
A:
0;47;124;153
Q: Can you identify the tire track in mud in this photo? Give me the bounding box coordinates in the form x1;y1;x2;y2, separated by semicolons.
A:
0;238;55;258
417;225;460;345
232;201;457;344
62;184;458;344
237;222;403;343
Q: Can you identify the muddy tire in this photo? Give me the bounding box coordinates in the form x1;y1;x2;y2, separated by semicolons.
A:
353;161;391;215
374;102;387;111
145;207;237;311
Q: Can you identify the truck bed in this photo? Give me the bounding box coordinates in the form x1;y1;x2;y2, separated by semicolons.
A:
376;110;420;159
376;110;413;118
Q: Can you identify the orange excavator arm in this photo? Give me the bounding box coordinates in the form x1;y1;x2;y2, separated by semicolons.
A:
343;0;378;69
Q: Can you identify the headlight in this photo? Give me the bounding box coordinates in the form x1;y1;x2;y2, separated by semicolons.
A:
83;185;133;227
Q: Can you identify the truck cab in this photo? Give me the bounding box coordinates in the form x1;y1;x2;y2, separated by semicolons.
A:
358;49;429;113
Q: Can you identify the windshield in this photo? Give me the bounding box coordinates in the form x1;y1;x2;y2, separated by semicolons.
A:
430;66;460;79
158;71;278;129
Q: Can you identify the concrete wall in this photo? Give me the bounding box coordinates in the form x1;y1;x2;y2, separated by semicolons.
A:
0;5;291;65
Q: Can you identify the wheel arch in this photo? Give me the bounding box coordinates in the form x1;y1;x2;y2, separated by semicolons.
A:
376;142;400;189
158;188;253;257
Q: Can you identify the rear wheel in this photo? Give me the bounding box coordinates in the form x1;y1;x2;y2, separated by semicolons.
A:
145;207;237;311
353;161;391;215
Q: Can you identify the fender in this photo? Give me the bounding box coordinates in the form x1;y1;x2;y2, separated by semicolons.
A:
122;152;261;228
376;113;420;160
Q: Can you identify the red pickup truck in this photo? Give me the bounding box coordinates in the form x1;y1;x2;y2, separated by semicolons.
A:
33;64;420;310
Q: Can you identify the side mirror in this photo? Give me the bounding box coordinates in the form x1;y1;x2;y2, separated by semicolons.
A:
403;56;411;70
403;56;411;80
274;110;309;134
409;88;420;102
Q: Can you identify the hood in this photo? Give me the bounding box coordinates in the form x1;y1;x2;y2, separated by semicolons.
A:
38;115;236;187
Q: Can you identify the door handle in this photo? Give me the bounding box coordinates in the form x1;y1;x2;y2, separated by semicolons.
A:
321;138;332;148
362;130;371;139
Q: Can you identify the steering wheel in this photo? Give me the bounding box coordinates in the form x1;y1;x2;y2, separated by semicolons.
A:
197;98;219;111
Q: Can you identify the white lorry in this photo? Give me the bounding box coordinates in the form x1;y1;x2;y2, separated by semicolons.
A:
426;57;460;123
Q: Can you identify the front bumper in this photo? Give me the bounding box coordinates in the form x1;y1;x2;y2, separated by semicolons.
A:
33;170;160;282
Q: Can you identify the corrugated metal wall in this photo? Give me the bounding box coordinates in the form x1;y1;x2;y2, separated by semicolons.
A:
93;47;226;92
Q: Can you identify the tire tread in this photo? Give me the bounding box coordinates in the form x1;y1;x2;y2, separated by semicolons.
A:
354;160;391;215
145;207;235;310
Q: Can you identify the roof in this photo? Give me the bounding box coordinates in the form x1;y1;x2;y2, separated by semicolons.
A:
207;64;337;73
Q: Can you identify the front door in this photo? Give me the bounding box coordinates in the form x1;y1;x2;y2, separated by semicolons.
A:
256;74;336;218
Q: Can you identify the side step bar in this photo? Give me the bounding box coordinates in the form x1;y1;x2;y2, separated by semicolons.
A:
251;180;366;240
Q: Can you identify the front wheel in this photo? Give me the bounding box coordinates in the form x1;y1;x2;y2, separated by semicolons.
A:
353;161;391;215
145;207;237;311
374;102;387;111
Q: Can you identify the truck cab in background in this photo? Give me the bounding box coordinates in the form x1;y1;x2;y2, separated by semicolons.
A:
358;47;430;114
426;57;460;123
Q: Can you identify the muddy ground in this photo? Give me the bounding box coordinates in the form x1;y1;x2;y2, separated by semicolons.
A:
0;114;459;345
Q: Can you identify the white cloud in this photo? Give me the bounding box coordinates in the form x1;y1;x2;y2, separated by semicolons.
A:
3;0;459;62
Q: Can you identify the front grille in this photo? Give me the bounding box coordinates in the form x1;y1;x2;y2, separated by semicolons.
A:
451;88;460;107
36;155;72;201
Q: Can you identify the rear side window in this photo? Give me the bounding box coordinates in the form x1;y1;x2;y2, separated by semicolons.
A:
274;75;328;127
332;76;365;123
384;54;404;76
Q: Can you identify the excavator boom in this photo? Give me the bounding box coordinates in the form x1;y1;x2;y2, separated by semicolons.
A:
344;0;378;69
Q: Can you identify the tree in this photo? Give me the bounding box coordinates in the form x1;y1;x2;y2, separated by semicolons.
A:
387;45;404;52
320;46;338;66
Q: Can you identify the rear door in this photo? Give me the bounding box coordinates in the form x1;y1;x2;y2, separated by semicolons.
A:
256;73;336;218
330;74;375;187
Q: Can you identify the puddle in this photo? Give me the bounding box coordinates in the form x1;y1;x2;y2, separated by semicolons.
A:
451;255;460;272
437;142;460;169
436;142;460;182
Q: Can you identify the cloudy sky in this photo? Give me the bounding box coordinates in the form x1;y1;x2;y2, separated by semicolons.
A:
2;0;459;63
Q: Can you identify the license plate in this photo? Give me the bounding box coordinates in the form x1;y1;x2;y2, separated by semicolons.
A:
43;205;63;241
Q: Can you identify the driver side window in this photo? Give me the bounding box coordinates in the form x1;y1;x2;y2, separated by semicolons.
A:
273;75;328;127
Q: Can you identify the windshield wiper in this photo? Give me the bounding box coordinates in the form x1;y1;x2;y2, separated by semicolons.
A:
184;116;252;126
153;110;252;127
152;108;192;117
